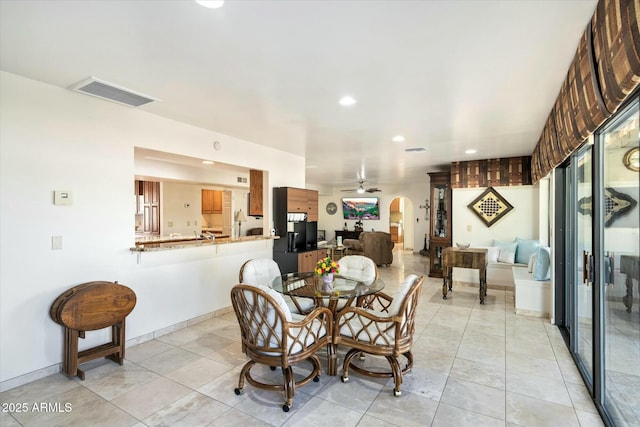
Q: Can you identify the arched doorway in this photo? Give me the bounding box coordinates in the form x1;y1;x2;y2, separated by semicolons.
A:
389;196;415;250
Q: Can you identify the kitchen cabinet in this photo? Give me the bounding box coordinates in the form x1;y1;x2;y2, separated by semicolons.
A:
273;187;320;274
212;190;222;213
298;249;326;273
306;190;318;221
428;171;451;278
201;189;222;214
141;180;160;235
201;189;213;214
249;169;263;216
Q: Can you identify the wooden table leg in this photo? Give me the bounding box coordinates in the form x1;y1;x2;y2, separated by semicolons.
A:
623;276;633;313
442;267;449;299
479;267;487;304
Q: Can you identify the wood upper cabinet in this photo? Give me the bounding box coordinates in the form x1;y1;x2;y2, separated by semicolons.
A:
201;189;213;214
284;188;318;220
306;189;318;221
212;190;222;213
286;188;308;212
249;169;263;216
202;189;222;214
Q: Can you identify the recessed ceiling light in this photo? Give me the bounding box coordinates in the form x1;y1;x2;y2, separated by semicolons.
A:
202;160;214;165
392;135;405;143
195;1;224;9
339;96;357;106
465;149;477;154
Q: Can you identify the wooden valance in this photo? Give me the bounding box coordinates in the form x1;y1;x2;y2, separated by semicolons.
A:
451;156;532;189
531;0;640;182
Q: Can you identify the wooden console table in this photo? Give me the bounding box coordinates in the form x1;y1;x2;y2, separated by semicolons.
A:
442;247;488;304
335;230;362;241
50;281;136;380
621;255;640;313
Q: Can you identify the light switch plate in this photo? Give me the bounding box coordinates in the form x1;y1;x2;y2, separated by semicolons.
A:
52;236;63;250
54;191;73;205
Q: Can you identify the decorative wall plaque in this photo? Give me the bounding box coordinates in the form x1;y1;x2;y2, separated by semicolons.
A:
467;187;514;227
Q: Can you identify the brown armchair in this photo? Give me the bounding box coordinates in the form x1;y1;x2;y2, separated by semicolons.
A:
231;284;332;412
343;231;394;266
333;274;424;397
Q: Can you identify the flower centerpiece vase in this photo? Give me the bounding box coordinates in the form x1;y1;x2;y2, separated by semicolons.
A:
323;272;334;284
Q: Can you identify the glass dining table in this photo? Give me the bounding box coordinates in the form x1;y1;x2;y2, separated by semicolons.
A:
269;272;385;315
269;272;385;375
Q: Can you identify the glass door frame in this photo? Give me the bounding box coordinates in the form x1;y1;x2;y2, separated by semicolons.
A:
554;96;639;427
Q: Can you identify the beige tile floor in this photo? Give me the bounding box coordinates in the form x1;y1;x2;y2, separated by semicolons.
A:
0;249;606;427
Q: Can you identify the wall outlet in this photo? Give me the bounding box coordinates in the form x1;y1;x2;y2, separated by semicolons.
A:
187;220;190;226
168;221;173;227
194;220;198;226
467;224;472;231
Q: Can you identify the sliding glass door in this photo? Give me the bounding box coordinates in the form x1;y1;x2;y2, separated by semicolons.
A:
575;144;594;385
601;102;639;426
558;98;639;427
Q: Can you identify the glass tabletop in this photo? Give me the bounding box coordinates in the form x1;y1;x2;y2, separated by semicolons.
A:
270;272;385;299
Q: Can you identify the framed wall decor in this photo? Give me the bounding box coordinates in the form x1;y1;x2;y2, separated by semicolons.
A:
467;187;514;227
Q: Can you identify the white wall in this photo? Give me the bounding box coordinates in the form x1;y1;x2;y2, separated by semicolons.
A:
0;72;305;387
452;185;540;246
315;183;429;253
450;185;540;284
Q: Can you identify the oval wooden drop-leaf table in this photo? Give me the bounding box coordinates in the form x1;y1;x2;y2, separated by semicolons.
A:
50;281;136;380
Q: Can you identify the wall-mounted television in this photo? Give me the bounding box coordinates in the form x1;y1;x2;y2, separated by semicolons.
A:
342;197;380;220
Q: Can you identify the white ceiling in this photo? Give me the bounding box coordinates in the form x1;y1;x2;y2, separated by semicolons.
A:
0;0;598;190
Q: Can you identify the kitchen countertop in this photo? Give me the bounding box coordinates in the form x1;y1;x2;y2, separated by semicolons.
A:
131;235;277;252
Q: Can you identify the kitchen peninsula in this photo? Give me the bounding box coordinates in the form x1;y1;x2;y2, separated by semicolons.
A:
132;234;275;252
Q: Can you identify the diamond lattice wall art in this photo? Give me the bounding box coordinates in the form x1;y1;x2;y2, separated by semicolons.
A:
467;187;514;227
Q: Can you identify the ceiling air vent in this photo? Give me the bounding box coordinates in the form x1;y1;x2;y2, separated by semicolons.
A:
70;77;158;107
405;147;426;152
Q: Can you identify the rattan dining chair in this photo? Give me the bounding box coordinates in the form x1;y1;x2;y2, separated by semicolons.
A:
337;255;379;283
239;258;315;314
325;255;379;311
230;283;333;412
333;274;424;397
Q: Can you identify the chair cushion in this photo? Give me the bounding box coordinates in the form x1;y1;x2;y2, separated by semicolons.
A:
240;258;281;286
338;255;377;283
516;238;541;265
387;274;419;316
494;240;517;264
245;283;292;322
338;309;395;345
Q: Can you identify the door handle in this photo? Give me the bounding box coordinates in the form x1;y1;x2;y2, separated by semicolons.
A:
583;251;592;285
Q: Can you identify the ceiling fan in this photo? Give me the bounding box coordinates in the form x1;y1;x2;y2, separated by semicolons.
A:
341;180;381;194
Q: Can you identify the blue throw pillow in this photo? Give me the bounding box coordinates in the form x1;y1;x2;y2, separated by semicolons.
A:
494;240;517;264
516;238;541;265
533;246;551;281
